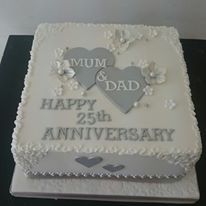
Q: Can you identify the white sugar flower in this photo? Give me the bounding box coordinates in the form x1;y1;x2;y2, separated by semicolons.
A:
69;79;79;90
164;99;176;110
54;48;64;59
149;28;158;38
108;43;116;52
56;67;75;81
54;85;64;96
51;61;61;75
80;90;87;97
104;30;113;40
51;48;75;84
136;32;144;40
54;60;75;83
137;59;150;69
105;29;140;54
72;82;79;90
143;86;154;96
141;62;167;85
55;60;62;69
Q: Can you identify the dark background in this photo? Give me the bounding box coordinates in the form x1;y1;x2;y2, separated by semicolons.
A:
0;36;205;205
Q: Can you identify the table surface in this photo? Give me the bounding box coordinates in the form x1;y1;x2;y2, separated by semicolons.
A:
0;36;205;206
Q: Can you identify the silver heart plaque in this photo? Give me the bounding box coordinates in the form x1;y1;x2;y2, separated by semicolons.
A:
103;164;125;172
96;66;147;113
64;47;115;90
75;156;103;168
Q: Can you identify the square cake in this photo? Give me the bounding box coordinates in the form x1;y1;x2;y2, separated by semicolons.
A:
11;23;202;178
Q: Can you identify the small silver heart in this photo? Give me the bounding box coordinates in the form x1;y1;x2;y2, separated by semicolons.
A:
103;164;125;172
75;156;103;168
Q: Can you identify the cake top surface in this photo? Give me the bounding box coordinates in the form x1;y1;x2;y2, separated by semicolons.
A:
13;23;201;159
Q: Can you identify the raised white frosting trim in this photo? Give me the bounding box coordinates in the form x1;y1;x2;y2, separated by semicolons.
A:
25;170;184;179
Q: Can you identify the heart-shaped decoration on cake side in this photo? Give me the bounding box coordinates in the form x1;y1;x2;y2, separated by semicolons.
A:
64;47;115;90
103;164;125;172
96;66;147;113
75;156;103;168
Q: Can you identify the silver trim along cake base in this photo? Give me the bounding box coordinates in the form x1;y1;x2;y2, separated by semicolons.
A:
10;166;200;204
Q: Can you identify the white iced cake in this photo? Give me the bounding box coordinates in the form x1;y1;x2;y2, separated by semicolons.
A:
11;23;202;178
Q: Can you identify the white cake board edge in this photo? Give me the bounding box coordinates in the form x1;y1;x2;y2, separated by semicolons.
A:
10;166;199;204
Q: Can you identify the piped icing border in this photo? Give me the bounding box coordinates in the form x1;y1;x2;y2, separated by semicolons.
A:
11;23;202;177
27;170;184;179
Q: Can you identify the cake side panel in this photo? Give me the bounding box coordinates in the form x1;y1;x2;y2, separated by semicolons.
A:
30;151;186;178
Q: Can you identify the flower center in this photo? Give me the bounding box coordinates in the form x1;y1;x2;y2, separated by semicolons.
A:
58;68;65;75
149;71;155;77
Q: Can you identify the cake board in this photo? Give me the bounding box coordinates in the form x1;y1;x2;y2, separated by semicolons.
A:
10;166;199;204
